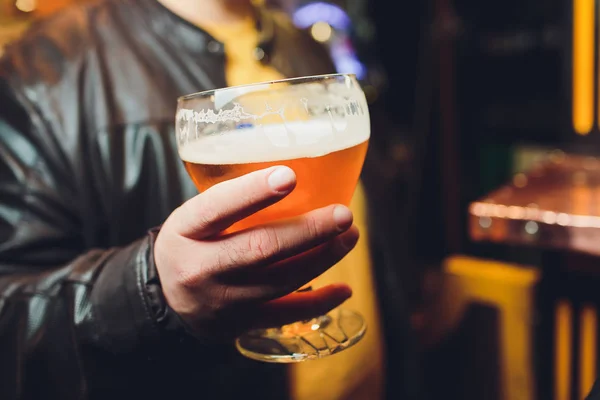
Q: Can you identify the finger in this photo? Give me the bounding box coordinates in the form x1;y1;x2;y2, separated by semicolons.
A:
176;166;297;239
248;284;352;329
254;226;360;297
220;226;360;302
211;204;354;272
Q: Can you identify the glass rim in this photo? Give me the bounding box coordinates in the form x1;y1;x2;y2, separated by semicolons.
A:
177;73;356;103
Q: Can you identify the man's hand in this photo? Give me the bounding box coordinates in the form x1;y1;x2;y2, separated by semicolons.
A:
154;166;358;340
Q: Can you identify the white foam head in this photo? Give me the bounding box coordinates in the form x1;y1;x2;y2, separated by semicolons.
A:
178;119;370;165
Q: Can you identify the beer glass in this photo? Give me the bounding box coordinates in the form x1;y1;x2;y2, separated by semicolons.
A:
176;73;370;363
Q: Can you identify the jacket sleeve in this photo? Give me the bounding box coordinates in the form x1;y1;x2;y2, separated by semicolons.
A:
0;78;195;396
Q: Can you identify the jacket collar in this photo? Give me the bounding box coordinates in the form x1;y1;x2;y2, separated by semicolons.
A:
131;0;334;80
135;0;275;56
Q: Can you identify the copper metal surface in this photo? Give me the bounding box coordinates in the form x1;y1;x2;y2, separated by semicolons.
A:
469;153;600;255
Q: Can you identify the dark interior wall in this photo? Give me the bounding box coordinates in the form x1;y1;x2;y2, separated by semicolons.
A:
367;1;425;125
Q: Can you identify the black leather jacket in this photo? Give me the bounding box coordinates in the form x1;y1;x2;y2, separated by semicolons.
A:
0;1;416;399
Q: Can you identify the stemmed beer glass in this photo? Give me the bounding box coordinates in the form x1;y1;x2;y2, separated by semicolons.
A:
175;73;370;363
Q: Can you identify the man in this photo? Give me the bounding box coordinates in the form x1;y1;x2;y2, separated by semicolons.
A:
0;0;412;398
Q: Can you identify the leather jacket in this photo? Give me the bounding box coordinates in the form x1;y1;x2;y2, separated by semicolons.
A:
0;1;416;399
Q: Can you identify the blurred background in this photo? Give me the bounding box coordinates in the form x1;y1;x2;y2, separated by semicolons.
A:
4;1;600;399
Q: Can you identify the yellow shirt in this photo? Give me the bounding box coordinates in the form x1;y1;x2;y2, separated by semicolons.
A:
201;16;385;400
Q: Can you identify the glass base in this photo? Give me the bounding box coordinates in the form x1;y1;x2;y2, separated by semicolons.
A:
235;308;366;363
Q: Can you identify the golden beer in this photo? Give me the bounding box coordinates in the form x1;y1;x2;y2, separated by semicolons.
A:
176;73;371;362
180;123;369;232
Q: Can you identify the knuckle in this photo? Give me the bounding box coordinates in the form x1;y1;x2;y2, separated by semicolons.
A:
173;264;200;289
247;227;281;261
196;203;224;230
172;258;214;290
303;214;322;239
217;241;243;268
175;200;222;234
215;284;253;309
216;284;234;306
204;285;230;313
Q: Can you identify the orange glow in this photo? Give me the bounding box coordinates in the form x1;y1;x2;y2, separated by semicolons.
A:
580;305;597;400
572;0;594;135
35;0;75;16
555;299;572;400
